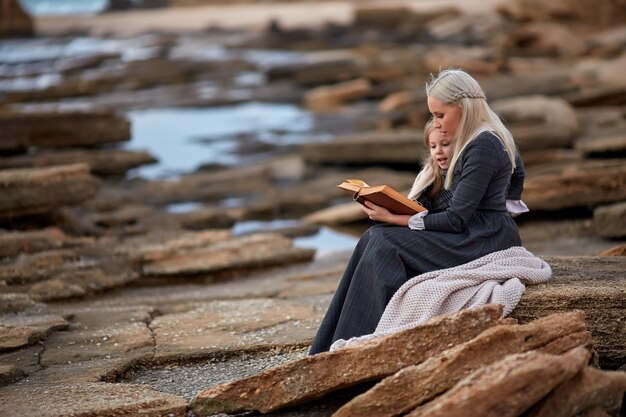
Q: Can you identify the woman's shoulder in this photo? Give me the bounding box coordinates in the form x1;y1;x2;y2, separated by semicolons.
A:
464;130;503;155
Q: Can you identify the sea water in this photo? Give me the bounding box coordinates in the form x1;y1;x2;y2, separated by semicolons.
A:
19;0;108;15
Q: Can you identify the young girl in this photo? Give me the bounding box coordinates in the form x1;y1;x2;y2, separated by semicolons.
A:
309;68;527;355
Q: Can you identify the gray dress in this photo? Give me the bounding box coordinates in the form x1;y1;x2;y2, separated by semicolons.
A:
309;131;523;354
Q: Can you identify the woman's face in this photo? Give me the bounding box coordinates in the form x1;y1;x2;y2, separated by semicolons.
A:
427;96;463;141
428;129;453;170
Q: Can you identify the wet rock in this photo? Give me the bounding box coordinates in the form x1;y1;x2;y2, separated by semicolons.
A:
0;110;131;152
531;366;626;417
333;311;590;417
512;255;626;369
491;95;579;150
0;382;187;417
142;233;315;277
406;347;590;417
593;202;626;239
0;0;33;38
0;149;157;177
0;314;68;352
266;51;360;86
304;78;371;112
0;164;100;219
190;304;503;415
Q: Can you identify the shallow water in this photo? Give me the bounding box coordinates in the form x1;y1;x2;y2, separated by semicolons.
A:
124;102;314;179
19;0;107;15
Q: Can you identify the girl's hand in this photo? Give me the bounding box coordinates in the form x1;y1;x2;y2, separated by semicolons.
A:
361;201;412;227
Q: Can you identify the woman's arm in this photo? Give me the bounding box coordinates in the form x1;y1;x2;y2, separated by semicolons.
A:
424;134;500;233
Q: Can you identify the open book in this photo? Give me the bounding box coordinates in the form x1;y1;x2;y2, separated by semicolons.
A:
337;179;427;215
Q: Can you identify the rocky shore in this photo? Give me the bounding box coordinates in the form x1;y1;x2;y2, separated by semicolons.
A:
1;0;625;416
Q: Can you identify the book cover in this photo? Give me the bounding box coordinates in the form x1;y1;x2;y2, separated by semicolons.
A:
337;179;426;215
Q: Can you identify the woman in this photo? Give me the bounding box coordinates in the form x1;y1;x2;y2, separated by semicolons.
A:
309;69;527;355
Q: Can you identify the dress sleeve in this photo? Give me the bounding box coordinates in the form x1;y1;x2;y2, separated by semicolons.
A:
507;151;525;200
423;134;499;233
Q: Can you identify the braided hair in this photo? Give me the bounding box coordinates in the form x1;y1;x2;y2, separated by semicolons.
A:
426;69;517;189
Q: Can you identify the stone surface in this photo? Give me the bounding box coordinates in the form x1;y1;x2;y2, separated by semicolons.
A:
531;366;626;417
190;304;503;415
304;78;371;111
0;0;33;38
406;347;591;417
142;233;315;277
575;133;626;156
593;202;626;239
332;311;590;417
0;149;157;177
512;256;626;369
0;314;68;352
0;227;72;258
0;382;187;417
0;164;100;219
0;110;130;151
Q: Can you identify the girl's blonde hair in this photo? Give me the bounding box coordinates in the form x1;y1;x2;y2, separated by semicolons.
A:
425;68;517;189
407;119;445;200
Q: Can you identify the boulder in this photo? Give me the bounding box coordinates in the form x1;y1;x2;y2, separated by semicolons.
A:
424;46;504;76
0;314;68;352
593;202;626;239
304;78;371;112
575;133;626;156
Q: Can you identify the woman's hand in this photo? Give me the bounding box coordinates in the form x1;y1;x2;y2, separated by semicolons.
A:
361;201;411;226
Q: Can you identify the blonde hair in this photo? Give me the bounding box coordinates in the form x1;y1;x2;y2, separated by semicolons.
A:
426;68;517;189
407;119;445;200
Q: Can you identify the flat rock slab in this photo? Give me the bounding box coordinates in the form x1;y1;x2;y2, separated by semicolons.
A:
151;298;318;363
0;110;130;152
142;233;315;277
512;255;626;369
302;131;428;165
0;314;68;352
0;382;187;417
0;148;157;177
0;163;100;218
0;227;84;258
190;304;503;416
593;201;626;238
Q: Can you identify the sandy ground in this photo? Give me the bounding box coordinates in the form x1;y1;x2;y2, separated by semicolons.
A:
34;0;507;36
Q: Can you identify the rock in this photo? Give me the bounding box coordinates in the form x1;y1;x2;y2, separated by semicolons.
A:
0;382;187;417
599;244;626;257
302;131;427;166
575;133;626;156
407;347;591;417
354;4;460;28
151;298;316;362
491;95;579;151
565;84;626;107
0;314;68;352
593;202;626;239
142;233;315;277
266;51;360;86
0;293;45;314
0;0;34;38
0;164;100;219
481;71;578;102
333;311;590;417
424;46;504;76
503;22;588;57
0;365;26;387
531;366;626;417
189;304;503;415
0;228;72;258
497;0;626;28
512;256;626;369
0;110;131;152
304;78;371;112
303;202;366;225
523;162;626;211
0;149;157;177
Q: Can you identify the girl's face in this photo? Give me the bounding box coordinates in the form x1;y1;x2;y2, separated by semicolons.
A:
427;96;463;141
428;129;453;171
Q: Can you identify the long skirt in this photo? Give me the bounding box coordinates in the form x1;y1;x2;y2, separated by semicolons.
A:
309;214;521;354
